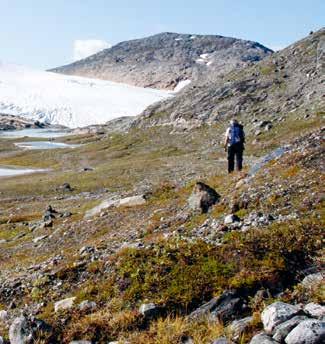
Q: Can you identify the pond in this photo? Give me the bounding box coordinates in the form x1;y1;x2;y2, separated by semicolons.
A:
15;141;80;150
0;167;46;177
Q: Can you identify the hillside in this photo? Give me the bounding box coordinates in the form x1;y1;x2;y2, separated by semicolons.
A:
0;30;324;344
0;63;170;128
135;28;325;129
50;32;272;90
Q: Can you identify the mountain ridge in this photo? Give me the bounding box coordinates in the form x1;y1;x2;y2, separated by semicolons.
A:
50;32;273;90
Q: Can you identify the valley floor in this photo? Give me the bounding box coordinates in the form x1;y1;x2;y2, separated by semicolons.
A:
0;112;324;343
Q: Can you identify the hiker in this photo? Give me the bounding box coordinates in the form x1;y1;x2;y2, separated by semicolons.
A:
224;119;245;173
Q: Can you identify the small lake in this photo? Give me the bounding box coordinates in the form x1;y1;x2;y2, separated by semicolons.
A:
0;167;46;177
15;141;80;150
0;128;71;139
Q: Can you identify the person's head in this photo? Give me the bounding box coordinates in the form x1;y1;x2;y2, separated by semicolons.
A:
230;118;238;126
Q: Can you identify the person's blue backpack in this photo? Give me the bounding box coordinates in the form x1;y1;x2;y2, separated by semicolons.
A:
230;124;245;146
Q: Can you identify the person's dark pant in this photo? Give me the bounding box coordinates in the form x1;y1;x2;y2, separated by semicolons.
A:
227;143;243;173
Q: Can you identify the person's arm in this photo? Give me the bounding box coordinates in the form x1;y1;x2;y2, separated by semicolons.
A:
224;128;230;150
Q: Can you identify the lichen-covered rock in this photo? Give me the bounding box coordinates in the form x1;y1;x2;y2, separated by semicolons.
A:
301;272;323;288
249;333;277;344
188;182;220;213
272;315;308;342
78;300;97;312
229;316;253;341
285;319;325;344
261;302;300;333
211;338;234;344
304;303;325;319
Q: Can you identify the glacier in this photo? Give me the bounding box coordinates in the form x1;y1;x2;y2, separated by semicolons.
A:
0;62;172;128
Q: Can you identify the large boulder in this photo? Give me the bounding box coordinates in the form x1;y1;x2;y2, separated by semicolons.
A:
189;290;243;323
272;315;308;342
249;333;277;344
285;319;325;344
188;182;220;213
261;302;300;333
9;316;51;344
9;316;33;344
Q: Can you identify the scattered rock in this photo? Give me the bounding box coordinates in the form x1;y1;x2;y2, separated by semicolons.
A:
229;316;253;341
224;214;240;225
272;315;308;342
188;182;220;213
249;333;276;344
285;319;325;344
54;296;76;312
261;302;300;333
79;246;95;256
211;338;234;344
79;300;97;312
0;310;8;322
301;272;323;288
119;195;147;207
56;183;73;192
33;235;48;243
139;303;160;319
69;341;92;344
304;303;325;319
189;290;243;323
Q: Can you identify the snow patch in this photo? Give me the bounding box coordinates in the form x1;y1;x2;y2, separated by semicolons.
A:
0;62;172;128
200;53;210;59
174;80;191;92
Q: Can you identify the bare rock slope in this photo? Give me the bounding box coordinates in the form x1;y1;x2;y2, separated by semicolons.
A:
50;32;272;90
135;28;324;128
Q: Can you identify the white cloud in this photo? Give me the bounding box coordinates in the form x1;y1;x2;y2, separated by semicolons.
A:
73;39;111;61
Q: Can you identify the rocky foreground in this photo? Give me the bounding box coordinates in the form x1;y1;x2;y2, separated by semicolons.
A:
0;122;323;343
0;28;324;344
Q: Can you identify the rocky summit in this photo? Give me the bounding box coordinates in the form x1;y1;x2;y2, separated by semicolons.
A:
50;32;272;90
0;28;324;344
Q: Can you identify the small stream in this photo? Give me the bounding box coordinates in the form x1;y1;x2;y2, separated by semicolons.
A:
248;146;290;176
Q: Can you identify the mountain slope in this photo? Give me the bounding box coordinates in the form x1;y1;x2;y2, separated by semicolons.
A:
0;63;171;128
50;32;272;90
134;28;324;129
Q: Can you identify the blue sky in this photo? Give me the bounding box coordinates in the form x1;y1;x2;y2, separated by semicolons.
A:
1;0;324;69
